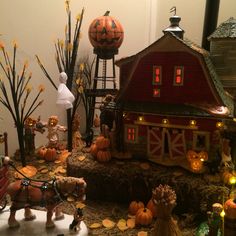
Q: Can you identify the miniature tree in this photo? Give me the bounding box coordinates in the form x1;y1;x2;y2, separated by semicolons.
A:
0;41;44;166
73;58;95;136
36;0;84;151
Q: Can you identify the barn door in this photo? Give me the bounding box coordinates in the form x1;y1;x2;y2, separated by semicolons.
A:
147;127;164;159
168;129;186;160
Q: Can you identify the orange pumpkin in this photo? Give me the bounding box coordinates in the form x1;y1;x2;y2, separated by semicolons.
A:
95;136;110;150
44;148;57;162
147;199;157;218
186;150;198;162
190;159;203;172
88;11;124;54
90;143;98;157
38;147;47;158
96;150;111;162
222;170;236;184
135;207;153;226
128;200;145;215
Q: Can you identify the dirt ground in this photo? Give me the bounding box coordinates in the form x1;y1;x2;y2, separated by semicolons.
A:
4;153;200;236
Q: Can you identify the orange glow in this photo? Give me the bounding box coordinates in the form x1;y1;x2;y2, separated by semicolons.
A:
153;88;160;97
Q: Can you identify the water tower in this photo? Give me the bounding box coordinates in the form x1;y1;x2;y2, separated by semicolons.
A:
88;11;124;129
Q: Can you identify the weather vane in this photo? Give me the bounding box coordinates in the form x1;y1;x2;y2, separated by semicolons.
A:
170;6;176;16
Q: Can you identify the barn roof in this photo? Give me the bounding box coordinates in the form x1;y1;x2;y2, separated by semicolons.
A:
115;32;234;117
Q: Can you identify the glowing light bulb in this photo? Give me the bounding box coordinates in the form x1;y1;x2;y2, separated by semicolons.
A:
229;176;236;185
220;210;225;218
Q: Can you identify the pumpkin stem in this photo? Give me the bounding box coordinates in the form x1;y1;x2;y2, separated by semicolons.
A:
104;11;110;16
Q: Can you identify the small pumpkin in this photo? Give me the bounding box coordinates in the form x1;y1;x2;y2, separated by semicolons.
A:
96;150;111;162
44;148;57;162
147;199;157;218
190;159;203;172
90;143;98;157
222;170;236;185
38;147;47;159
128;200;145;215
224;199;236;219
135;207;153;226
95;135;110;150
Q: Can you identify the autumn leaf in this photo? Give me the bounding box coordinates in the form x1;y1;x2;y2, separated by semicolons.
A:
127;218;135;229
117;219;128;231
102;219;115;229
89;223;102;229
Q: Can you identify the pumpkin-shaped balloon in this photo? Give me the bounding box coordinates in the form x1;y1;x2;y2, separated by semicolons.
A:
135;207;153;226
128;200;145;215
88;11;124;58
96;150;111;162
44;148;57;162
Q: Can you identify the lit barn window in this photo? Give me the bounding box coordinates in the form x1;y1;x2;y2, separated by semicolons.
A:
174;66;184;86
153;66;162;85
153;88;160;97
127;127;135;141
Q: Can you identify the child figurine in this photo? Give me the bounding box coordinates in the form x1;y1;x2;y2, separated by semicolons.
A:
69;208;83;233
24;116;45;155
207;203;223;236
44;116;67;149
72;113;84;150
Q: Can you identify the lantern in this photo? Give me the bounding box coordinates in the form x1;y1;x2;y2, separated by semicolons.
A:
216;121;224;129
190;159;203;172
162;119;169;124
189;119;196;126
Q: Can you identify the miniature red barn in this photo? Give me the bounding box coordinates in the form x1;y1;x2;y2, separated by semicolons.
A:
114;16;235;170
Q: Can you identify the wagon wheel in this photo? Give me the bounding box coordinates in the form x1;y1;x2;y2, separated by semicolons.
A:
0;196;7;211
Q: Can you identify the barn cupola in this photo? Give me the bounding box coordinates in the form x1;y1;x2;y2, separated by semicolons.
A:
163;7;184;39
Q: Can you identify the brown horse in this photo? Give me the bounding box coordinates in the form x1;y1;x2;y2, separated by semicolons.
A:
7;176;86;228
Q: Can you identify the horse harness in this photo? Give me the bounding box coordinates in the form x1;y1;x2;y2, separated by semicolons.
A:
11;178;64;211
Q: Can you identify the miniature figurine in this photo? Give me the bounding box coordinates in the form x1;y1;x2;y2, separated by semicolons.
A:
69;207;83;233
99;94;115;138
6;176;86;228
207;203;223;236
44;116;67;149
72;113;84;150
220;138;234;171
24;116;45;155
56;72;75;109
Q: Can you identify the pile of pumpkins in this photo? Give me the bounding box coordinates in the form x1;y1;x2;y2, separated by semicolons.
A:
128;199;157;226
37;146;58;162
90;135;111;162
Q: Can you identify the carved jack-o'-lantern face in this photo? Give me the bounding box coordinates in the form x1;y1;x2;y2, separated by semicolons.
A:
186;150;208;172
88;11;124;52
48;116;58;127
25;117;36;127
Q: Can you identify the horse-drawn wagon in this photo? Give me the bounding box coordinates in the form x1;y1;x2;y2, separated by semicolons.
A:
0;156;9;211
